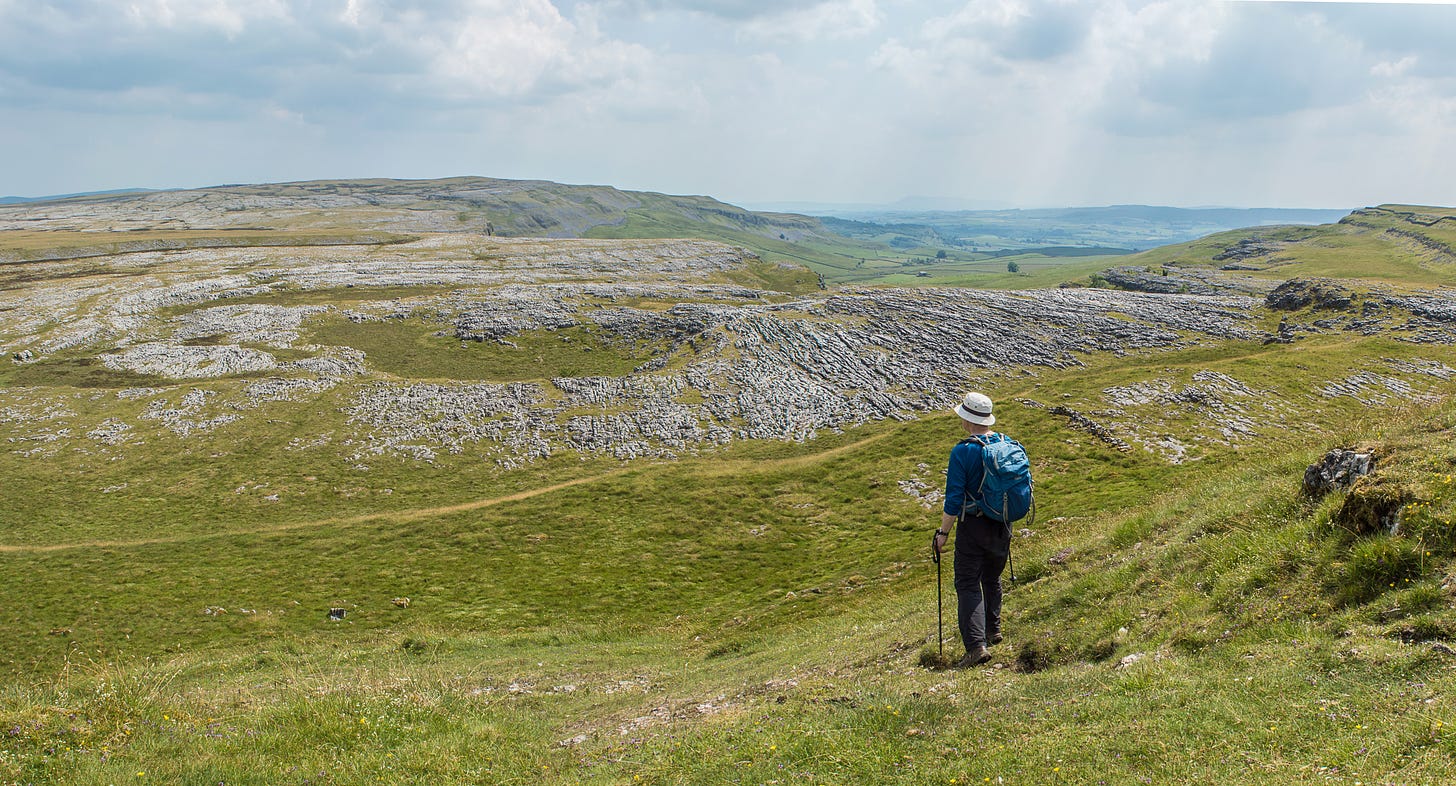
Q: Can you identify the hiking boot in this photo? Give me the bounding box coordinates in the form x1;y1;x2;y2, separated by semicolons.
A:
954;646;992;669
990;632;1003;646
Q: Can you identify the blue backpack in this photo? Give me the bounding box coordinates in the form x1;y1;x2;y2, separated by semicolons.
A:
964;434;1034;527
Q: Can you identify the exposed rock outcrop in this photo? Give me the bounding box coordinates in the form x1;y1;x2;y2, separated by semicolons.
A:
1265;279;1354;311
1102;265;1274;297
1302;449;1375;499
101;343;278;379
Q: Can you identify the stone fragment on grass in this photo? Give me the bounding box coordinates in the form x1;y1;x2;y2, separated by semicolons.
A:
141;389;240;437
1318;372;1431;406
1302;449;1375;499
1116;652;1146;668
1266;279;1355;311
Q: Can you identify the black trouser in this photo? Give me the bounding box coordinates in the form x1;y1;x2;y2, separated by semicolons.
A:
954;511;1009;651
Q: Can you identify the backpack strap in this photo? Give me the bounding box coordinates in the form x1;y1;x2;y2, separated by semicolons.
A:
958;433;997;520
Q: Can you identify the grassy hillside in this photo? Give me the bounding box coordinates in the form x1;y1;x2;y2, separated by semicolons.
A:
4;324;1456;783
1125;204;1456;289
5;192;1456;784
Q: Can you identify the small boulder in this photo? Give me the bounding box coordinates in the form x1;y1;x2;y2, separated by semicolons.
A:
1302;448;1375;499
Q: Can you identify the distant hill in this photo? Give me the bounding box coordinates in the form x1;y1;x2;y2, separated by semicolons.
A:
0;188;158;204
816;204;1350;252
1122;203;1456;287
0;176;933;284
0;177;825;242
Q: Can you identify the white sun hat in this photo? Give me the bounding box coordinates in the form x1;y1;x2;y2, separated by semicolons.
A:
953;391;996;426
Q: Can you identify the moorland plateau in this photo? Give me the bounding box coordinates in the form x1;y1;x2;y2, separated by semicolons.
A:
2;178;1456;783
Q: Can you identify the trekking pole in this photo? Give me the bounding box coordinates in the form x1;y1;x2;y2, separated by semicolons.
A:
931;530;943;659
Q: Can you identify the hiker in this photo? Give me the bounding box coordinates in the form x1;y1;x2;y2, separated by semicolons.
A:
932;391;1025;668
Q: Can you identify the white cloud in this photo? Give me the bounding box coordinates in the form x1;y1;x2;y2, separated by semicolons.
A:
610;0;828;21
0;0;653;116
1371;56;1417;78
121;0;291;33
739;0;883;42
2;0;1455;207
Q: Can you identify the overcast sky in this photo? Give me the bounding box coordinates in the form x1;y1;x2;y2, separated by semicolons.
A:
1;0;1453;208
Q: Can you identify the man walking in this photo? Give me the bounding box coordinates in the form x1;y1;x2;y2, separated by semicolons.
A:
932;391;1015;668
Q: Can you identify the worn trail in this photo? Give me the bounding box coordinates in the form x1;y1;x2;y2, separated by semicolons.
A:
0;431;895;555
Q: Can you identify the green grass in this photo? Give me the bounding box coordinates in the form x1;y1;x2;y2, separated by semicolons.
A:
716;257;822;294
860;254;1130;289
0;355;160;388
5;322;1456;782
307;317;672;381
584;209;874;281
8;207;1456;781
1126;205;1456;289
584;210;1132;288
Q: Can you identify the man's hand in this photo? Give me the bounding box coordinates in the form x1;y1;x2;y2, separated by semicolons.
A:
933;512;957;557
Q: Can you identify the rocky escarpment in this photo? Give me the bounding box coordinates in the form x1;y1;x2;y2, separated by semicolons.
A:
1212;237;1291;266
1100;265;1276;297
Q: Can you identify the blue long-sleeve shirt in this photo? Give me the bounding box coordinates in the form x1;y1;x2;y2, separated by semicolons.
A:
943;434;1004;517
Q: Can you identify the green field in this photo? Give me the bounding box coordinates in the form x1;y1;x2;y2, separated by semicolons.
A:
6;195;1456;784
4;325;1456;782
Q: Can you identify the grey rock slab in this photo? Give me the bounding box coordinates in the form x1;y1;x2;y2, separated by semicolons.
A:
1303;449;1375;499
